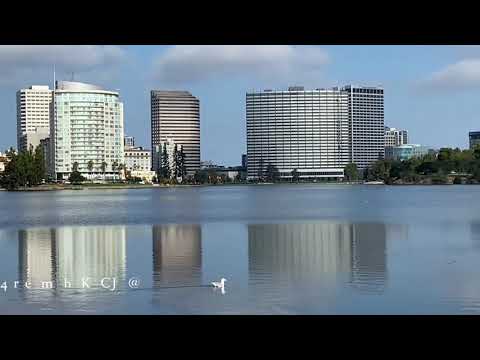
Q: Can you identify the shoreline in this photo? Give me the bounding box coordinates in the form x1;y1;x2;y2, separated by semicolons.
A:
1;181;476;192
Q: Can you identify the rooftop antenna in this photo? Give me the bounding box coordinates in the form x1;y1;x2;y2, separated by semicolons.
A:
53;64;56;90
70;71;75;82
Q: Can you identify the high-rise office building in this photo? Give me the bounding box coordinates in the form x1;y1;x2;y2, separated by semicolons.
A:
16;85;53;152
247;86;381;180
385;127;408;147
151;90;200;176
469;131;480;150
50;81;125;181
342;85;385;169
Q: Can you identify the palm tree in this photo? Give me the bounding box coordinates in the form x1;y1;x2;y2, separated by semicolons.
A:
118;164;125;181
87;160;94;181
101;161;107;181
72;162;79;173
112;161;118;182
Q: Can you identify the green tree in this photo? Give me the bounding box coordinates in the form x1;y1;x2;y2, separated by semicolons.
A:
266;163;280;182
194;170;208;184
161;143;171;179
0;146;45;190
344;163;358;182
87;160;94;180
72;162;79;172
207;169;218;184
291;168;300;182
117;163;124;181
173;143;179;178
69;170;85;184
179;145;187;180
0;150;19;190
101;161;107;181
474;144;480;161
112;161;119;182
453;177;462;185
257;158;265;182
33;145;45;185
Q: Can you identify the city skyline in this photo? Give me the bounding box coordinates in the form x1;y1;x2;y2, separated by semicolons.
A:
0;45;479;165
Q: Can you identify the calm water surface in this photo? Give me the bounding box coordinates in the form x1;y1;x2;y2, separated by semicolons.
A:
0;184;479;314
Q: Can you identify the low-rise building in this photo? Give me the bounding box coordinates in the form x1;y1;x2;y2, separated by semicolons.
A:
469;131;480;150
200;165;246;181
129;170;156;183
386;144;428;161
125;146;151;172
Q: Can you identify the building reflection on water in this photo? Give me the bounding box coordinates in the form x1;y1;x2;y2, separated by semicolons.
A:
350;223;387;293
152;224;202;286
18;226;127;299
248;222;395;293
18;228;57;300
470;221;480;248
248;223;353;278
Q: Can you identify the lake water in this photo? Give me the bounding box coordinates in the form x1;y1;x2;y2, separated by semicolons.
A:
1;184;480;314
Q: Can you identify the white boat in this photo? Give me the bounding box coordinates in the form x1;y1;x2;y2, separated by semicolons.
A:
364;181;385;185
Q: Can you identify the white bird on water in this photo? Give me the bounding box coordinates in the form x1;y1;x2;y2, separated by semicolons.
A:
211;278;227;290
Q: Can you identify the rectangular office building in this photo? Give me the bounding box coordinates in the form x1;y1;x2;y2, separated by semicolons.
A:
16;85;53;152
246;87;350;180
343;85;385;169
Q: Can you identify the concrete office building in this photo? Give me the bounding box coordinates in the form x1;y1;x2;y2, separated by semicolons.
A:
151;90;200;176
343;85;385;169
469;131;480;150
385;126;408;147
49;81;125;181
16;85;53;152
246;86;351;180
246;85;384;180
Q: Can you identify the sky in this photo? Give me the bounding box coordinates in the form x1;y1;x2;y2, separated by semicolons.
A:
1;45;479;166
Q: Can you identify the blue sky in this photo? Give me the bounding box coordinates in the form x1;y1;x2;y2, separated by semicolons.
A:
1;45;479;165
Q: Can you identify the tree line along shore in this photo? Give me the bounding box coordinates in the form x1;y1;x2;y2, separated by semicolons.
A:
1;146;480;191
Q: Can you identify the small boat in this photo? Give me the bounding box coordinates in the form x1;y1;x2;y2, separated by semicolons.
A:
364;181;385;185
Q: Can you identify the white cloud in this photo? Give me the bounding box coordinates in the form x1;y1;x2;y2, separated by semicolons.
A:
422;59;480;91
0;45;126;83
152;45;330;84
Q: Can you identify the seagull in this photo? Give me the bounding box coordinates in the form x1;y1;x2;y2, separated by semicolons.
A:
211;278;227;290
